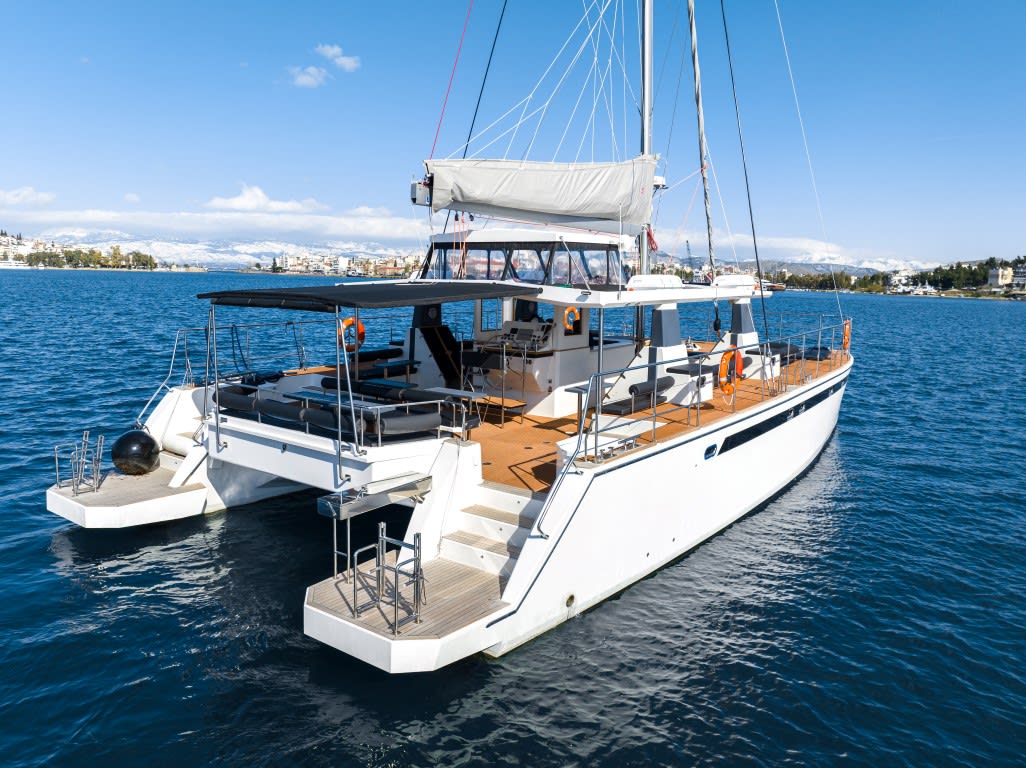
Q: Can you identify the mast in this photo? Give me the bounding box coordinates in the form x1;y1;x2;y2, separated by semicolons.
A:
639;0;654;275
688;0;717;274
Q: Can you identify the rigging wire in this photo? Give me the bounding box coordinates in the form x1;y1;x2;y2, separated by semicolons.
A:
719;0;771;344
652;7;687;232
773;0;844;319
444;0;508;234
429;0;475;161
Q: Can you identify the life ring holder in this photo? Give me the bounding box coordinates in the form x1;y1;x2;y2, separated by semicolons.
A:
718;348;743;396
563;306;580;332
842;319;851;351
338;316;366;353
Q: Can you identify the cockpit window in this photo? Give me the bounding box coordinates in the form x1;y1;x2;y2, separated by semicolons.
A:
420;242;625;285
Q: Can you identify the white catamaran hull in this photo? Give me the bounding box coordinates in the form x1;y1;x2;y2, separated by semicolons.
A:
487;369;849;659
304;365;849;672
46;386;307;528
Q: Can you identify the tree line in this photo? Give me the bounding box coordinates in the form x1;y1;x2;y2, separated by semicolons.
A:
25;245;156;270
766;255;1025;293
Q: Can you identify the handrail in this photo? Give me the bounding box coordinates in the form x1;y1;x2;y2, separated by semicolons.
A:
134;326;207;428
351;522;423;634
535;316;851;537
134;317;337;430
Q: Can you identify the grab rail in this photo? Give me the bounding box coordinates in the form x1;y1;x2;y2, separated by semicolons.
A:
535;317;851;538
134;326;206;428
53;431;104;495
351;522;423;635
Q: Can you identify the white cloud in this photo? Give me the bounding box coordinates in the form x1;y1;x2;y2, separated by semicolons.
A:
206;184;326;213
315;43;360;72
0;186;56;206
346;205;393;217
124;192;141;203
289;65;329;88
3;205;428;245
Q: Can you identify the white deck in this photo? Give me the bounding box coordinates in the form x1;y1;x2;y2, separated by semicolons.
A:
46;467;207;528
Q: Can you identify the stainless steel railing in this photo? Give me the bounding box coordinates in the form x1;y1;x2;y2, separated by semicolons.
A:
53;431;104;495
350;522;424;635
535;317;851;537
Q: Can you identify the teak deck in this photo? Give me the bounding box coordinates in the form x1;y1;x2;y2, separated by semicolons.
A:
307;552;507;639
475;349;849;494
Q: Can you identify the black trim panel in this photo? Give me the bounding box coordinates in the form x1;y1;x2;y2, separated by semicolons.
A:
719;380;845;455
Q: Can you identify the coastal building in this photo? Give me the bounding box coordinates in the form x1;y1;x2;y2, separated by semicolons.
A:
988;266;1013;287
888;268;918;293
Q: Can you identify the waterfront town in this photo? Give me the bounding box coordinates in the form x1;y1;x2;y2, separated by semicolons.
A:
2;228;1024;296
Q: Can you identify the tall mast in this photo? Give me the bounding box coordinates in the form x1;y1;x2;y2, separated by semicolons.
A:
639;0;654;275
688;0;717;274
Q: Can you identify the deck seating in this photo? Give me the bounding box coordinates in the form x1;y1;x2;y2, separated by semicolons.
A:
254;397;302;423
803;345;833;361
298;407;365;440
602;375;674;416
321;377;405;401
352;347;402;363
215;386;257;412
368;411;443;438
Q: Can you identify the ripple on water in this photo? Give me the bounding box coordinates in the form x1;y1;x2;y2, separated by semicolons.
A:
2;279;1025;766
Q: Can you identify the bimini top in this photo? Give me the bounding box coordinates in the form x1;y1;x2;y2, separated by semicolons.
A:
197;280;541;312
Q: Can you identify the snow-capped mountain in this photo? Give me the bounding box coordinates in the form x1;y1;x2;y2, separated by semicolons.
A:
38;232;422;268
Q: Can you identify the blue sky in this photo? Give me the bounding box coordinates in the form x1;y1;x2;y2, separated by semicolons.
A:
1;0;1024;268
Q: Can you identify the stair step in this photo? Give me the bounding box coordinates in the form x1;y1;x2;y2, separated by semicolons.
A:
463;503;537;528
474;481;547;516
440;530;520;577
446;530;521;558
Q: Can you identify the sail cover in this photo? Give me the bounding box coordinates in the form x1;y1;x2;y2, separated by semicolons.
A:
424;155;657;232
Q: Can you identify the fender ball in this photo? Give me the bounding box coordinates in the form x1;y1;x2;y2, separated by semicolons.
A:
110;430;160;475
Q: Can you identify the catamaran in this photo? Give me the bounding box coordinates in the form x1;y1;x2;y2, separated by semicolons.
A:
46;1;852;672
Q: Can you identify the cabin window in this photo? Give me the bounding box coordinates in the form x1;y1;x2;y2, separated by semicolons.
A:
549;247;625;286
480;299;503;332
422;247;462;279
583;248;624;285
508;248;548;283
460;248;507;280
550;250;572;286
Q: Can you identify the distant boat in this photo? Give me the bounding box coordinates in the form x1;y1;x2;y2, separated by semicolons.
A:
0;259;30;269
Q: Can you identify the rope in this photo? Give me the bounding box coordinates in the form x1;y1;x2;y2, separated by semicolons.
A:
719;0;771;344
429;1;475;160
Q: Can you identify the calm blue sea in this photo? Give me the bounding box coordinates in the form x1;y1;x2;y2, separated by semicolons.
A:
1;270;1024;767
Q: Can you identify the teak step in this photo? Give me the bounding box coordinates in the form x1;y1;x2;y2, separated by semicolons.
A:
463;502;537;528
440;530;521;577
446;530;521;557
459;504;534;550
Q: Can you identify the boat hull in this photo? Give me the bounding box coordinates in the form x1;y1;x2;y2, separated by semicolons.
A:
304;362;850;671
486;366;849;659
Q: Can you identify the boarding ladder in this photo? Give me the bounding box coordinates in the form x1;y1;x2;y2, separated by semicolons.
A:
52;431;104;496
317;472;431;635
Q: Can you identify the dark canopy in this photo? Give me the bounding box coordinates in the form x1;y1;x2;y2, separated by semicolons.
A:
197;281;541;312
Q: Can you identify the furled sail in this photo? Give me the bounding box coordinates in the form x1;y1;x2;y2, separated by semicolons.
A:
418;155;657;233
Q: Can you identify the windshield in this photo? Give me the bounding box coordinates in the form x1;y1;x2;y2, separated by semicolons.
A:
421;241;626;286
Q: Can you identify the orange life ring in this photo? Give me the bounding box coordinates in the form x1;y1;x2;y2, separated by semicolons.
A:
718;348;743;395
338;316;366;353
842;319;851;350
563;306;580;331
